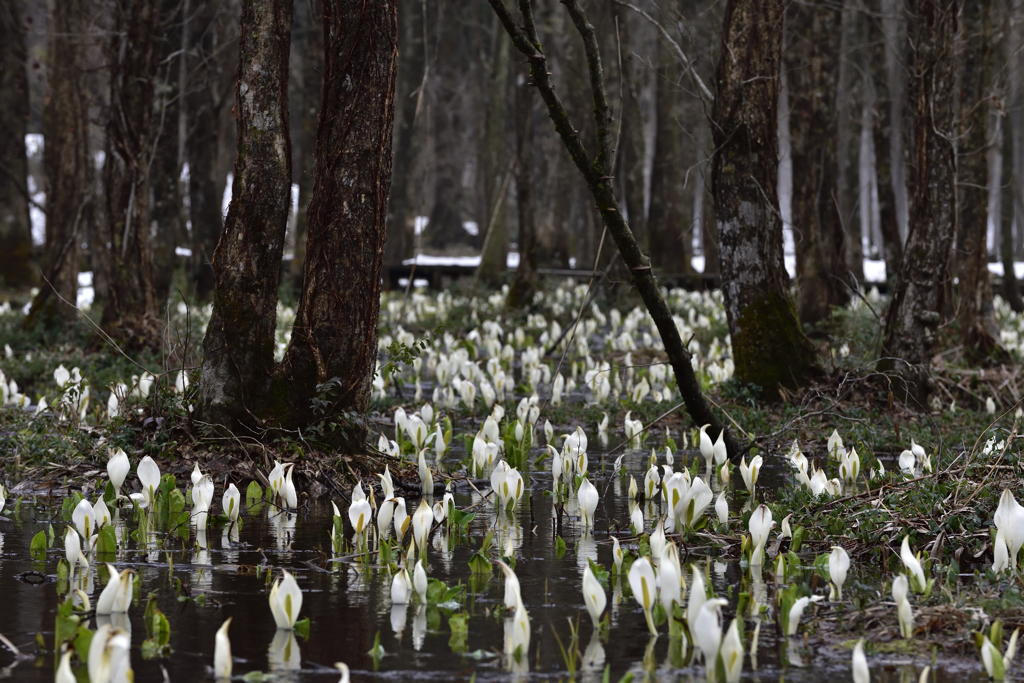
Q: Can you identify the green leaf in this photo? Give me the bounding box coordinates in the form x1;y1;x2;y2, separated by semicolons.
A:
587;558;610;587
293;617;311;641
73;625;94;663
448;612;469;654
95;524;118;560
30;530;47;560
555;535;567;559
246;481;263;506
54;602;81;646
368;631;385;670
104;480;116;504
468;553;492;575
47;523;55;547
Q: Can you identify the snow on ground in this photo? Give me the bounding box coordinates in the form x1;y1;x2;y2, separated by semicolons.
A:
988;261;1024;279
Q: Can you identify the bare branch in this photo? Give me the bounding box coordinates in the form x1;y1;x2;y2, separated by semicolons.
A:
614;0;714;104
561;0;615;176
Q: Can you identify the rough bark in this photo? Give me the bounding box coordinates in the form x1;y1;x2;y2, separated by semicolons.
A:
882;0;959;403
507;71;536;309
98;0;162;348
27;0;92;325
487;0;741;457
711;0;818;392
187;0;229;301
196;0;293;427
956;0;1001;358
0;0;35;290
289;0;323;290
785;0;851;325
614;5;648;252
382;0;424;282
476;17;511;286
271;0;397;434
1003;110;1024;310
882;0;911;245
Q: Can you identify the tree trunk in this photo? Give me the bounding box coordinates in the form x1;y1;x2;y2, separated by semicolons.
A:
289;0;323;291
151;0;186;306
27;0;90;325
837;0;864;282
648;30;690;273
507;70;536;309
956;0;1001;358
882;0;958;403
187;0;228;301
382;0;424;284
271;0;396;436
711;0;818;393
614;5;648;253
1003;109;1024;310
866;1;903;285
882;0;911;246
196;0;293;427
476;17;511;286
1006;0;1024;309
0;0;35;290
786;0;850;325
98;0;162;348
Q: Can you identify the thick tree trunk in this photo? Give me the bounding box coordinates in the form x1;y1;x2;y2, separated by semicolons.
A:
711;0;818;393
476;18;511;286
957;0;1001;358
882;0;959;403
187;0;228;301
0;0;35;290
196;0;293;427
289;0;323;290
507;71;536;309
271;0;396;435
1003;118;1024;310
786;1;850;325
1006;0;1024;309
882;0;911;246
98;0;162;348
27;0;90;325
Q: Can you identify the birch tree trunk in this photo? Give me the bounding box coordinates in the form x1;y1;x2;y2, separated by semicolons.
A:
98;0;161;348
196;0;293;427
271;0;397;436
882;0;958;402
0;0;35;290
711;0;818;392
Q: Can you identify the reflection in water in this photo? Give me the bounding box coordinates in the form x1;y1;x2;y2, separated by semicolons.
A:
390;604;406;639
412;606;426;651
268;629;301;671
96;611;132;635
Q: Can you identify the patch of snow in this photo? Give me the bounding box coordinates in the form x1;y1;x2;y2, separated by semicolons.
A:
507;252;519;268
988;261;1024;279
569;257;577;269
414;216;429;235
78;271;92;287
864;259;887;283
403;254;481;267
175;246;192;257
463;221;479;237
691;256;705;274
77;271;93;310
398;278;430;288
25;134;43;157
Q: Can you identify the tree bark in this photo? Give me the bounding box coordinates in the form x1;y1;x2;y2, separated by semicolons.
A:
26;0;92;325
882;0;959;403
507;69;536;309
98;0;162;348
0;0;35;290
271;0;397;435
476;16;511;286
956;0;1001;358
866;1;903;285
614;4;648;252
382;0;424;283
785;0;851;325
711;0;818;392
187;0;229;301
289;0;323;291
196;0;293;427
837;0;864;283
648;29;690;273
1006;0;1024;309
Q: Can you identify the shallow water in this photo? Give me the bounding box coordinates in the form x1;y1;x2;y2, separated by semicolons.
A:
0;442;988;682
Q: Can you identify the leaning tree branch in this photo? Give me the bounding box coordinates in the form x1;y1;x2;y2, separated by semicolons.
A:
486;0;743;458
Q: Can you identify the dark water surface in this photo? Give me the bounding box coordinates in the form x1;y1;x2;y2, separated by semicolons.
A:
0;443;988;682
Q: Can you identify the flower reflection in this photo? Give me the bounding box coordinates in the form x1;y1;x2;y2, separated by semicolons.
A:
270;510;297;553
268;629;301;671
96;611;132;635
412;606;427;651
391;604;407;639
